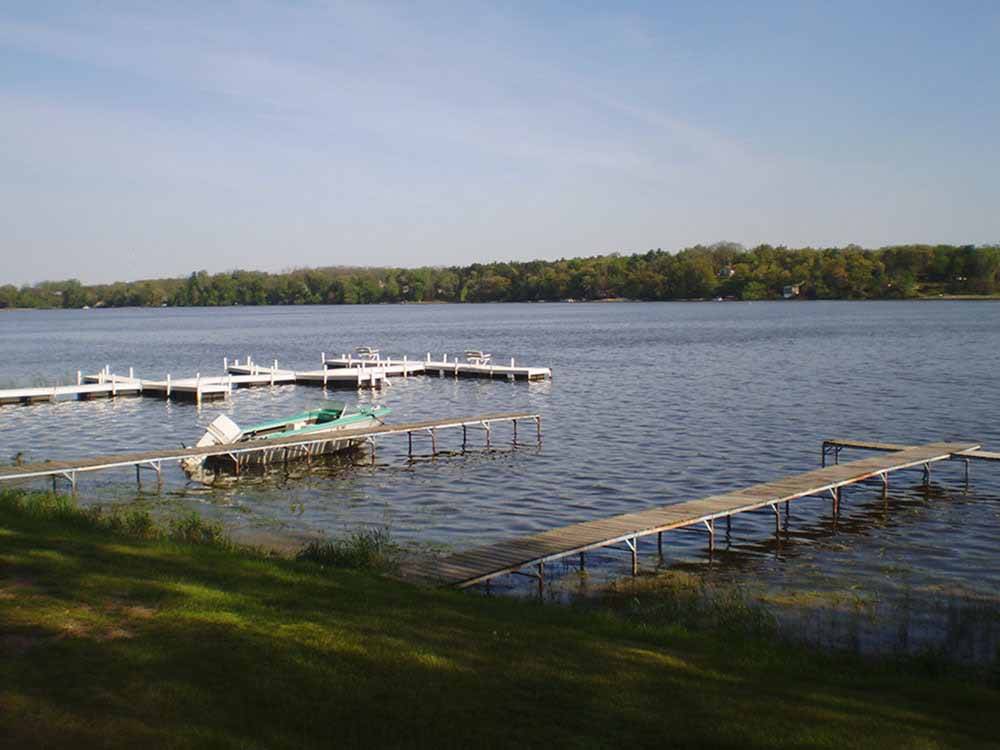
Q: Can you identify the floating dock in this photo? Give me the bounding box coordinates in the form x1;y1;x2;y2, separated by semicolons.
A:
0;412;541;491
407;440;983;591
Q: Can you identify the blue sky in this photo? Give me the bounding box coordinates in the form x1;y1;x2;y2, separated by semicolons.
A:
1;1;998;284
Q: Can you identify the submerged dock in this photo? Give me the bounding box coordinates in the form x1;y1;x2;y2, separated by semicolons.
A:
408;440;983;591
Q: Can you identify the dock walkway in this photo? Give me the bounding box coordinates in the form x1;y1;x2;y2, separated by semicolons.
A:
322;352;551;381
226;363;386;390
408;441;979;590
0;412;540;490
0;380;143;405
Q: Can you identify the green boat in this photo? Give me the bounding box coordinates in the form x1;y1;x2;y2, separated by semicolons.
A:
181;401;390;478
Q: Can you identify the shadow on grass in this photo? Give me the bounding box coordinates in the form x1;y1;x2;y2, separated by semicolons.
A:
1;490;999;749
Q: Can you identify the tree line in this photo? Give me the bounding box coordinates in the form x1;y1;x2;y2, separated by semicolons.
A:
3;243;999;309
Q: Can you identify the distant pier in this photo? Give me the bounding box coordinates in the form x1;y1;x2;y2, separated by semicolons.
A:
0;349;551;408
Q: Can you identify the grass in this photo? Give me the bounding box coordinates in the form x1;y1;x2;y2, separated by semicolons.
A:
297;528;401;573
1;489;999;749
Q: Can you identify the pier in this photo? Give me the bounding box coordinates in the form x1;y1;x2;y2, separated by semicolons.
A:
227;361;387;390
407;440;983;591
0;349;550;409
0;412;540;491
0;380;143;405
322;351;552;381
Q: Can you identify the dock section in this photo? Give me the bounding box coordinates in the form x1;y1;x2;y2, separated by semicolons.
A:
0;412;541;491
322;352;551;381
0;348;552;409
822;437;1000;465
407;441;980;590
0;380;142;405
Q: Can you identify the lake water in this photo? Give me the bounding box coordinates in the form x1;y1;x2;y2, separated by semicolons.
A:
2;301;999;660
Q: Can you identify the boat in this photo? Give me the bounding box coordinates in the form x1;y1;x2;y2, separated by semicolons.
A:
181;401;390;478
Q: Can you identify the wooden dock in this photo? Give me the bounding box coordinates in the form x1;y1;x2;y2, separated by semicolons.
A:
822;438;1000;465
0;412;541;491
407;441;981;590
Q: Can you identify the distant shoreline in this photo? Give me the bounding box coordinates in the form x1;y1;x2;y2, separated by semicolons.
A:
3;295;1000;312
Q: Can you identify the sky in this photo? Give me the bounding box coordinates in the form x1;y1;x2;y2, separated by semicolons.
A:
1;1;998;285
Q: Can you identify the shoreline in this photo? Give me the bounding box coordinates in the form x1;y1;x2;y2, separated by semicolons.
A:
3;295;1000;312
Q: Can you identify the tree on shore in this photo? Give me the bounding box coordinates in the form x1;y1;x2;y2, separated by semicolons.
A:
5;243;1000;308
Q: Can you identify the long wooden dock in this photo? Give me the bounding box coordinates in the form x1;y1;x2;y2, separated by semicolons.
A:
407;441;981;590
0;412;541;491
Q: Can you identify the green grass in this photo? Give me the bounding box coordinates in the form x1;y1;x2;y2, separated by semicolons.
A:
297;527;401;573
1;490;998;749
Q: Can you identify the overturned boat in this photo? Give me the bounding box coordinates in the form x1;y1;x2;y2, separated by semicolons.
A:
181;402;390;478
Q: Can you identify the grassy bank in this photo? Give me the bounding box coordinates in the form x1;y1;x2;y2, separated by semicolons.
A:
1;490;998;749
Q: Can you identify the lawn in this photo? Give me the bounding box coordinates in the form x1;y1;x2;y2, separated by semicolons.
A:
1;490;997;749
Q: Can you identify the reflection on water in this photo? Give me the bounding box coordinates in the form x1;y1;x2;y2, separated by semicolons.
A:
1;301;999;660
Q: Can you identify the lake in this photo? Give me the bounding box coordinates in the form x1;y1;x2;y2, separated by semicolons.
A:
2;301;999;659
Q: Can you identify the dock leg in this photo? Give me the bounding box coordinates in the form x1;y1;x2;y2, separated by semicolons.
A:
657;531;663;558
430;429;437;456
923;463;931;487
535;415;542;445
964;458;970;491
821;443;827;467
462;425;467;451
537;562;544;597
880;472;889;501
512;419;517;446
704;519;715;555
579;552;585;571
771;504;780;537
408;432;413;458
627;537;638;576
726;514;732;543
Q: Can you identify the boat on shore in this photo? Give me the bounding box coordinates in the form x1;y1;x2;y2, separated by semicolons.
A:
181;402;390;479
